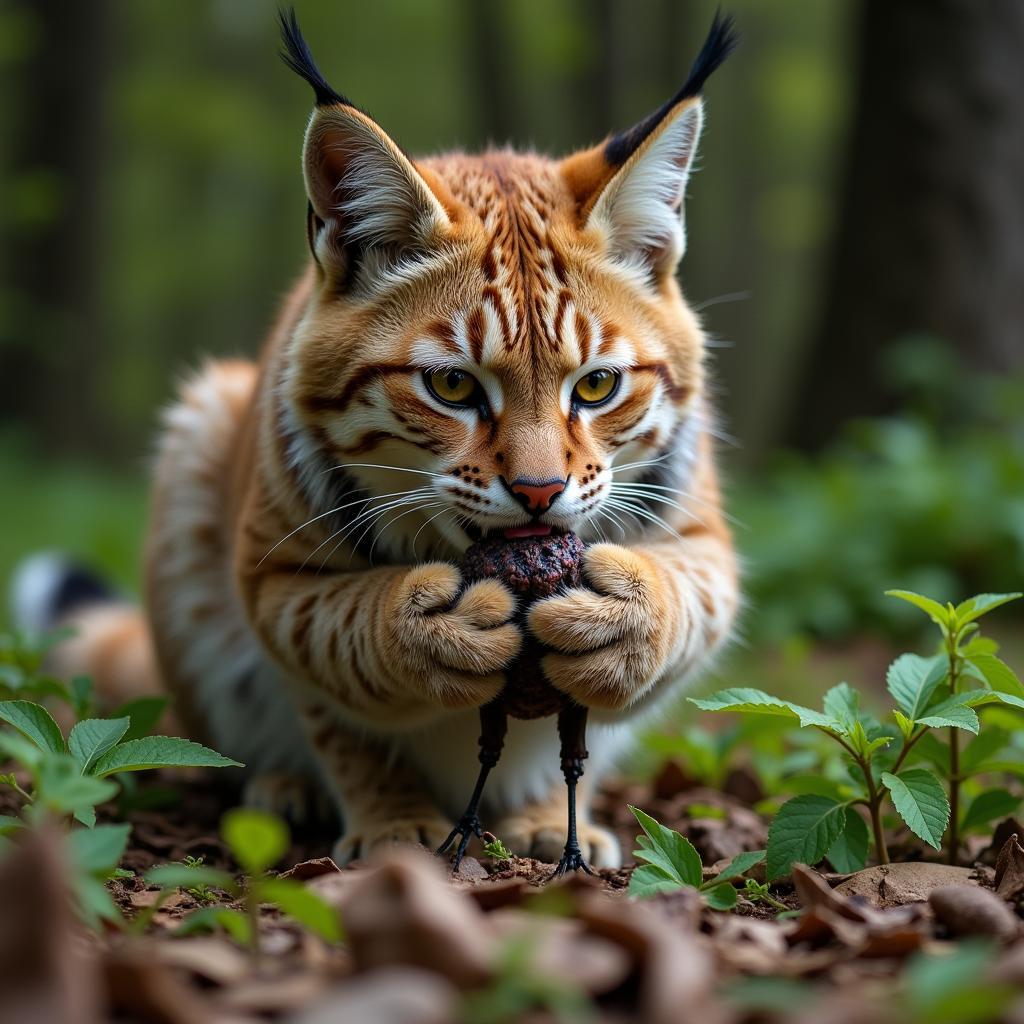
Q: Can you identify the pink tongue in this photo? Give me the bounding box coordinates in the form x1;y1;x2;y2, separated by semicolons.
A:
503;523;553;539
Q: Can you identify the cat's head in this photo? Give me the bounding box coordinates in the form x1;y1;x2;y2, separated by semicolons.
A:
278;10;736;557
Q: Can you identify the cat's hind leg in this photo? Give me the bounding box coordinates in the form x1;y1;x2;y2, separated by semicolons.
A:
303;704;453;864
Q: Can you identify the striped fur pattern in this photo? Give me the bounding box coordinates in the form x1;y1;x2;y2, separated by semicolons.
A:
70;13;740;867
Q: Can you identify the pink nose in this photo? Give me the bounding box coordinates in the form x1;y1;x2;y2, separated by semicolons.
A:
508;477;567;514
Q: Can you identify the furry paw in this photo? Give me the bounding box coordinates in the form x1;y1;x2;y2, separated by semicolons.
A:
528;543;678;710
243;772;331;826
332;814;454;865
385;562;522;709
494;812;621;869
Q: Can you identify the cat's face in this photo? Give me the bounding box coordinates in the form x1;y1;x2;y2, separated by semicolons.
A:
282;34;720;557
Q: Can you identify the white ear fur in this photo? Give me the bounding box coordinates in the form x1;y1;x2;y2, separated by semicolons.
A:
303;107;450;272
587;99;703;275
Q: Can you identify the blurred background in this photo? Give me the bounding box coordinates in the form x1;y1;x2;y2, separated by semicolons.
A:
1;0;1022;694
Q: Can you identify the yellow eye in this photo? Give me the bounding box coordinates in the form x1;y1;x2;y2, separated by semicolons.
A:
425;368;478;406
573;368;619;406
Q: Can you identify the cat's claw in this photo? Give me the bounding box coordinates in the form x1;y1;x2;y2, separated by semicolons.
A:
436;813;484;871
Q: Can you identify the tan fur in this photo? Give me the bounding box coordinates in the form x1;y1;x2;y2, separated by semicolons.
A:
59;77;739;868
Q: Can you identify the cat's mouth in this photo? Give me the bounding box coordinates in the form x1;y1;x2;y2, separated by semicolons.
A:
462;522;561;543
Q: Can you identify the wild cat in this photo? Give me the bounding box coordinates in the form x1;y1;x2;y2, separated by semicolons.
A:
13;11;739;867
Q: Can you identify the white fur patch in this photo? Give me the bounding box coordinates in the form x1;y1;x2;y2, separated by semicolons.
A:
588;101;703;271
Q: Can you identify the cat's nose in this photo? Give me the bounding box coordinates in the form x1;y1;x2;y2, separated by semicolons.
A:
506;476;567;514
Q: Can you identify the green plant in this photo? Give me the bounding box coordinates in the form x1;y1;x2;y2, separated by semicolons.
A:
146;809;343;957
691;589;1023;877
0;697;242;827
628;805;765;909
741;878;790;913
460;932;591;1024
482;836;512;862
733;348;1024;646
179;855;219;904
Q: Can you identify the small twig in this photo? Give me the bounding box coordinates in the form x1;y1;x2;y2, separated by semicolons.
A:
946;634;962;866
858;759;890;865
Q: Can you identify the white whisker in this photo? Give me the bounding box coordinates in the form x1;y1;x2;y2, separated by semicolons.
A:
325;462;447;480
258;485;433;567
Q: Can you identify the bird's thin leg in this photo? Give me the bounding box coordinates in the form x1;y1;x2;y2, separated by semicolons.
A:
436;701;507;870
551;703;594;878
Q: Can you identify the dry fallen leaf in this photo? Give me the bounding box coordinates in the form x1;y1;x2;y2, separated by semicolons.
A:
994;833;1024;901
833;862;978;908
294;966;458;1024
339;850;494;987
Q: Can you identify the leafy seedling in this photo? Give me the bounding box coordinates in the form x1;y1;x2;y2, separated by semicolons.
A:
0;697;242;827
146;809;342;958
628;805;767;910
483;835;512;863
691;589;1022;876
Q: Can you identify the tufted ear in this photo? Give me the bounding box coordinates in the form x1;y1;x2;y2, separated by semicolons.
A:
280;10;450;283
562;12;737;280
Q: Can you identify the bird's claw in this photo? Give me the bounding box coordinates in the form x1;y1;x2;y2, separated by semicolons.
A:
549;844;595;879
436;813;484;871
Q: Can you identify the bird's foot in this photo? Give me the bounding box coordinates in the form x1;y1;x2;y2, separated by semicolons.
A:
435;812;484;871
549;842;595;879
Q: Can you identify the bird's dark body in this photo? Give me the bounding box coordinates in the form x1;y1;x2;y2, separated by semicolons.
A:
460;531;585;719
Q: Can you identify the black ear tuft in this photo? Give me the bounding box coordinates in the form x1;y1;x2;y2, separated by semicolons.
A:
604;9;738;166
278;7;351;107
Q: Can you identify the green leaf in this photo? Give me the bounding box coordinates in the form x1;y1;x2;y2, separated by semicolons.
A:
67;823;131;875
258;878;344;942
954;593;1022;627
962;655;1024;698
0;814;24;835
886;654;947;720
222;808;289;875
703;882;737;911
70;676;94;719
110;697;170;742
960;690;1024;712
961;636;999;658
627;864;682;899
176;906;253;945
766;796;847;881
826;808;869;873
881;769;950;850
91;736;243;776
822;683;860;733
68;717;130;772
75;873;122;928
961;729;1011;775
893;710;914;740
145;863;237;894
74;806;97;828
0;700;66;754
885;590;951;628
629;806;702;887
688;689;839;731
961;789;1021;834
711;849;766;884
0;731;44;768
36;754;118;814
915;694;980;734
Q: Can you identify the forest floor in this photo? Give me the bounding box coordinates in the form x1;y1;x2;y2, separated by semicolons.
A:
4;762;1024;1024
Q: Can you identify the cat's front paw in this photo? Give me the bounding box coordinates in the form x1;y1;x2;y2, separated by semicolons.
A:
388;562;522;708
527;543;678;711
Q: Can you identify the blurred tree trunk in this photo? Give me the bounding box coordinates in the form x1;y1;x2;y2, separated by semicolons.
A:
1;0;110;454
788;0;1024;448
